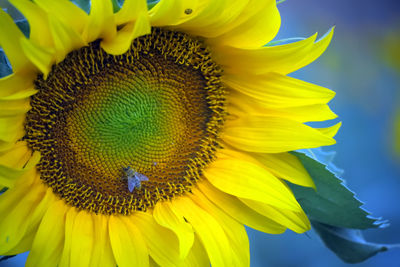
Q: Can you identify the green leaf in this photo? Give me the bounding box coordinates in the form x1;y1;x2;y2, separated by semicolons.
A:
290;152;383;229
311;221;399;263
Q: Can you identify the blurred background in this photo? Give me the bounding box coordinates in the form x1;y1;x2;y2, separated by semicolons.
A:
2;0;400;266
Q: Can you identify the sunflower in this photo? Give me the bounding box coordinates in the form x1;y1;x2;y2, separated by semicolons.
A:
0;0;339;266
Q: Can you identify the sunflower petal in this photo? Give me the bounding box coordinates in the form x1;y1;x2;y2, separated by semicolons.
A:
34;0;88;34
89;214;116;267
209;0;280;48
0;10;30;71
135;212;182;266
0;73;36;98
82;0;116;43
198;180;286;233
0;172;47;254
228;90;337;123
0;115;25;142
0;98;31;117
8;0;53;47
26;200;68;267
115;0;148;25
172;196;233;267
69;211;94;267
223;115;336;153
0;151;40;188
240;198;311;233
149;0;197;26
183;235;209;267
101;12;150;55
224;72;335;108
214;29;334;75
48;15;86;63
317;122;342;138
153;201;194;259
109;215;149;267
252;152;315;188
59;208;78;267
20;38;54;77
167;0;249;38
203;156;301;211
0;141;32;168
191;188;249;266
5;187;55;255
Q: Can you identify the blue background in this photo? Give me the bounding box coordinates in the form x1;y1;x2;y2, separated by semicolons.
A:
2;0;400;266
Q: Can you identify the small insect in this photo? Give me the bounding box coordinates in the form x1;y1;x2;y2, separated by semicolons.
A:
184;8;192;15
123;166;149;192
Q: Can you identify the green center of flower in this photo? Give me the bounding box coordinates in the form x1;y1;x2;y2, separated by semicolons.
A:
24;28;225;215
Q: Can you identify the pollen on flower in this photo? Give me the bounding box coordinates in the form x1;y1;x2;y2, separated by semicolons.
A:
24;28;226;215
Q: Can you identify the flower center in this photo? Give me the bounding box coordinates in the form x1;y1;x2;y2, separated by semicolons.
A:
24;28;225;215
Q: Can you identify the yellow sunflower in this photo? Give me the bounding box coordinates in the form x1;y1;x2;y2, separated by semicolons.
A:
0;0;340;266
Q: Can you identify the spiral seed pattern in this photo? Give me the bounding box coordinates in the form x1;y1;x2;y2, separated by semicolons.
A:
24;28;225;215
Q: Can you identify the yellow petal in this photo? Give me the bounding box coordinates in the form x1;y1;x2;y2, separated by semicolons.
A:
34;0;89;34
252;152;315;188
109;215;149;267
0;172;48;254
268;105;337;123
0;141;14;153
213;29;334;75
317;122;342;138
153;201;194;259
59;208;78;267
0;9;31;71
198;180;286;233
149;0;199;27
0;73;36;98
183;235;209;267
115;0;148;25
172;196;233;267
227;90;337;123
191;188;249;266
101;12;151;55
223;72;335;108
167;0;249;38
0;141;31;167
48;15;86;63
89;214;116;267
26;200;68;267
204;156;301;211
0;97;31;117
5;187;55;255
135;211;182;266
82;0;116;43
0;151;40;188
0;115;25;142
8;0;53;47
70;211;94;267
240;198;310;233
223;115;336;153
208;0;280;48
20;38;55;78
